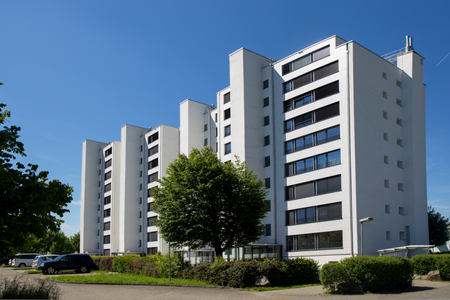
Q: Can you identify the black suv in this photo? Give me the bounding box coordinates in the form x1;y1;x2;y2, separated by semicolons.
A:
37;254;95;274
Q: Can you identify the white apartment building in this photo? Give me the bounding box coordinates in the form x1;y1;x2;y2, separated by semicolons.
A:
81;35;428;264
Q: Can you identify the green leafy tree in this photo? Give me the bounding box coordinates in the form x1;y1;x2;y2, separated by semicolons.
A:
428;206;450;246
49;230;75;254
70;232;80;253
153;147;267;258
0;103;73;258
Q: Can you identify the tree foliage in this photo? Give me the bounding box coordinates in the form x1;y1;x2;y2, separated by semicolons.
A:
428;206;450;246
0;103;73;258
153;147;267;257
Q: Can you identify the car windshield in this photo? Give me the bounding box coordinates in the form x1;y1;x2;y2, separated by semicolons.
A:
33;256;41;261
54;255;66;261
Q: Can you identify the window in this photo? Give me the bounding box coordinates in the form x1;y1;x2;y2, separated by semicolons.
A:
285;126;339;154
99;158;101;165
148;202;153;212
224;108;231;120
215;142;218;153
385;205;390;214
105;159;112;169
139;184;142;191
103;235;110;244
99;169;101;175
283;92;312;112
286;230;342;251
148;132;159;144
148;231;158;242
315;102;340;122
140;145;143;152
215;113;217;122
139;226;142;233
264;97;269;107
398;183;404;191
382;72;387;79
400;231;406;240
223;92;230;104
104;183;111;192
396;98;403;107
265;224;271;236
396;80;402;88
204;124;208;132
148;188;154;198
204;138;208;146
139;211;142;218
283;62;338;93
399;207;405;215
384;180;389;188
98;181;101;187
397;160;403;169
264;116;270;126
284;111;313;132
397;138;403;147
383;111;388;119
140;158;143;164
139;240;142;247
148;158;158;170
264;135;270;146
140;170;142;177
105;148;112;157
98;204;100;211
383;133;388;141
265;178;270;189
396;118;403;126
104;222;110;231
286;202;341;225
104;196;111;205
285;150;340;177
147;247;158;255
265;200;271;212
285;175;341;200
282;46;330;75
386;231;391;240
148;145;158;157
224;125;231;137
148;172;158;184
384;156;389;164
104;209;111;218
264;156;270;167
383;91;387;99
263;80;269;89
147;216;157;227
139;197;142;204
215;128;218;137
224;143;231;155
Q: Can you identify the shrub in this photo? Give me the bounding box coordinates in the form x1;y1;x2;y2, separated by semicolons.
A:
434;255;450;280
92;256;115;272
112;255;142;273
283;258;319;285
131;259;159;277
320;256;413;293
319;262;345;292
0;275;61;299
411;254;438;275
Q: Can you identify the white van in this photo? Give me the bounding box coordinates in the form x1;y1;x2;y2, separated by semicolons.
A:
11;253;39;267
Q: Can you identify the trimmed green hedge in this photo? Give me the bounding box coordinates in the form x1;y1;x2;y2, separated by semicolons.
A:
411;254;450;280
181;258;319;288
320;256;413;293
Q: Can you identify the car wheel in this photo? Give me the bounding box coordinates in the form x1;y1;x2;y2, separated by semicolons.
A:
19;263;26;268
80;265;89;273
46;266;56;274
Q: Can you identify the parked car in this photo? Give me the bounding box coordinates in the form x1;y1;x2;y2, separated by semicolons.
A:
1;258;11;265
38;254;95;274
10;253;39;267
31;255;59;269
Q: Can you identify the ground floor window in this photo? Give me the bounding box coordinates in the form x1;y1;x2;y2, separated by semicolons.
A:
286;230;342;251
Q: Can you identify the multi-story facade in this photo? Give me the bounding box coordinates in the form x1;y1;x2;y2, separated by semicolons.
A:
81;35;428;264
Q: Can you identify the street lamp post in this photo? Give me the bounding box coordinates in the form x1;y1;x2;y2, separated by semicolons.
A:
360;217;373;256
168;235;171;281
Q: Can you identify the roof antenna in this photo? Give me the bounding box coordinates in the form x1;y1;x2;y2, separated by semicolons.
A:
406;35;413;52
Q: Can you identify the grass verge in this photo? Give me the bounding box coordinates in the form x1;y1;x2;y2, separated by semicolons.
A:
246;283;321;292
48;273;213;286
25;270;111;275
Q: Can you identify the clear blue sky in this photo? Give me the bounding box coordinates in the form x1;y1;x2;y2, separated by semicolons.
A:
1;0;449;237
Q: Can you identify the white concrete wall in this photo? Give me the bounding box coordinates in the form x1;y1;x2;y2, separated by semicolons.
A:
80;139;107;254
180;99;212;155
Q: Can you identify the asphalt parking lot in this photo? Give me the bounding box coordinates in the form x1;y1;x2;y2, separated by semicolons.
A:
1;267;450;300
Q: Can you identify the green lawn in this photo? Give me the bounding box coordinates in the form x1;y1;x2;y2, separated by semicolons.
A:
26;270;110;275
48;273;213;286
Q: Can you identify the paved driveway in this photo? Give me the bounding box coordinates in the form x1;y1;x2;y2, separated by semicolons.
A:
1;267;449;300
